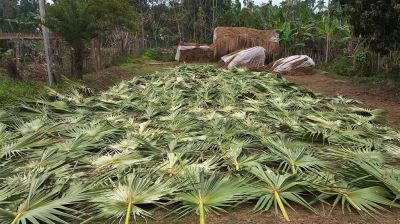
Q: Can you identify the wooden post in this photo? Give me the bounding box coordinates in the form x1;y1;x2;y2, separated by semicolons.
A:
15;33;21;77
38;0;56;85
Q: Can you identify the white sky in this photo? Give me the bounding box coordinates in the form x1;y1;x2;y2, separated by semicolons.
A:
47;0;322;7
254;0;281;5
253;0;328;5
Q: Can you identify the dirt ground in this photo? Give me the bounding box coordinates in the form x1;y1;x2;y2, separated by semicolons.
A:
146;203;400;224
283;71;400;128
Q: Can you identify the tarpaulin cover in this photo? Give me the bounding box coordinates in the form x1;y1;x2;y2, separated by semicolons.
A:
221;46;266;70
271;55;315;74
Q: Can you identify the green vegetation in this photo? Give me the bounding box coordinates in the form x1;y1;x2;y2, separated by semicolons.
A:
1;65;399;224
141;48;175;62
339;0;400;54
0;71;44;109
45;0;136;79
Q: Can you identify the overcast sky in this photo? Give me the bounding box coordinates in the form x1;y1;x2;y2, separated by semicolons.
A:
46;0;310;6
253;0;281;5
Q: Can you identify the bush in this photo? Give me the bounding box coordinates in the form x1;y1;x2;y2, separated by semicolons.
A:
0;72;44;109
141;48;175;62
327;55;353;76
353;51;372;76
141;48;164;61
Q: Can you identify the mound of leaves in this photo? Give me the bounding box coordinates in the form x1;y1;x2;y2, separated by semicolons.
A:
1;65;400;224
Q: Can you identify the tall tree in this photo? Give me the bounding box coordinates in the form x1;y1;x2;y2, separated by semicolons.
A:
338;0;400;54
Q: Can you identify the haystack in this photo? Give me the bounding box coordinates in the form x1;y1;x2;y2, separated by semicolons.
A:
213;27;279;59
175;42;214;62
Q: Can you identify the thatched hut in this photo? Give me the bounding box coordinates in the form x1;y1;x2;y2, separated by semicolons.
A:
213;27;279;59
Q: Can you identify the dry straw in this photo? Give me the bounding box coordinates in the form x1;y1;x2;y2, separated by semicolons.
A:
213;26;279;58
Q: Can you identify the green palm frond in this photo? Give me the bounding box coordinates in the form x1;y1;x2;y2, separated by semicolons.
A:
262;137;326;174
66;121;118;140
174;172;249;224
1;64;400;222
0;133;53;159
327;147;389;164
93;171;174;223
311;174;396;215
250;167;314;221
92;152;151;172
353;161;400;200
0;174;92;224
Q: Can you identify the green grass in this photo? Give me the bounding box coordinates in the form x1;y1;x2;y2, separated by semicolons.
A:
0;71;45;109
322;56;400;84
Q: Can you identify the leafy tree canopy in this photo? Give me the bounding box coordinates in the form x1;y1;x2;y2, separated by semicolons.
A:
0;0;38;33
46;0;136;46
46;0;136;78
339;0;400;54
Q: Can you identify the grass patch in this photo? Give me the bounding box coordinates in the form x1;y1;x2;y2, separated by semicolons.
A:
0;71;45;109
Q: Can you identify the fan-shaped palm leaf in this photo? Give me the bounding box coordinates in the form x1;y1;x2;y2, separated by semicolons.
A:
250;167;314;221
174;172;249;224
93;171;175;223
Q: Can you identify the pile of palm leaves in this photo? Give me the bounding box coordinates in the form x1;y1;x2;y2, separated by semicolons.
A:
1;65;400;224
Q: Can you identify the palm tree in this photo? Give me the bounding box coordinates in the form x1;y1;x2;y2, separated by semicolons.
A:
45;0;135;79
318;16;341;64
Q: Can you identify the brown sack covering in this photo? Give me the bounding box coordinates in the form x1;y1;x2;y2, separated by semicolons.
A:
176;42;214;62
179;47;214;62
213;27;279;58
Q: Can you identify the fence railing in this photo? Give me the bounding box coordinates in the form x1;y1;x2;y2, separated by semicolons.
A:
0;31;146;77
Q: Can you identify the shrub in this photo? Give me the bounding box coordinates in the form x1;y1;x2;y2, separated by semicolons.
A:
141;48;175;62
141;48;164;61
353;51;372;76
328;55;353;76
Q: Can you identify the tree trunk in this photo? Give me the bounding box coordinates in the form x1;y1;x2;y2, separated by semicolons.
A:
14;34;21;79
141;10;145;49
72;46;85;79
93;38;102;72
39;0;56;85
325;34;329;64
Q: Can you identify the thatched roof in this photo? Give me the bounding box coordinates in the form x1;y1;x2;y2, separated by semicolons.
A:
213;27;279;59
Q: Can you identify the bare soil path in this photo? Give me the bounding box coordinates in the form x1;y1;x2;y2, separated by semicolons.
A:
283;71;400;128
